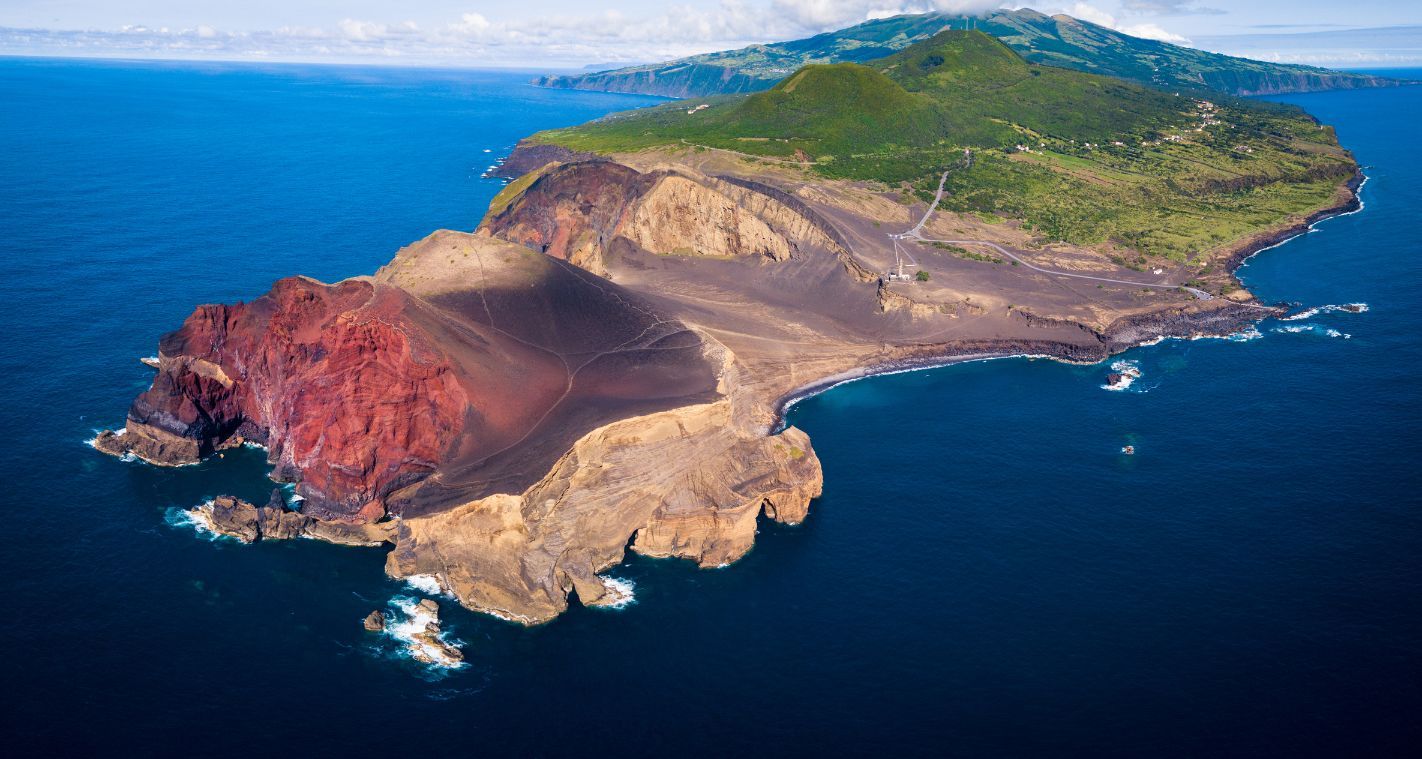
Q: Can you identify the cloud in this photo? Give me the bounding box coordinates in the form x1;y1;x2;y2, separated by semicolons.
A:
1248;24;1350;30
768;1;1003;30
1120;1;1223;14
1067;3;1191;44
1118;22;1191;43
1;1;1199;68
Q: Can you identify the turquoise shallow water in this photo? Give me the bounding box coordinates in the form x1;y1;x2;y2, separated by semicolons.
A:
0;59;1419;756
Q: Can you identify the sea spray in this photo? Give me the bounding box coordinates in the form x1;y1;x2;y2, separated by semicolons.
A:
163;502;226;541
1102;360;1143;392
1279;303;1368;321
403;573;450;597
384;596;465;670
587;575;637;610
1272;324;1351;339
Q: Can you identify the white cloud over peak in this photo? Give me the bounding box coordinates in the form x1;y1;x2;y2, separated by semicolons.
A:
770;1;1003;30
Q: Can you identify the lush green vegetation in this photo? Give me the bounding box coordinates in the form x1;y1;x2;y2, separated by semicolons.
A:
539;33;1185;179
534;31;1355;261
487;162;553;216
536;9;1399;99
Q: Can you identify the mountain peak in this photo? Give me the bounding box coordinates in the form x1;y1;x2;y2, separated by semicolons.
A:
535;9;1399;99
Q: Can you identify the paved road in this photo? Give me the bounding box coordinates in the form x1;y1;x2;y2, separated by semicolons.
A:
890;165;1213;301
904;170;951;238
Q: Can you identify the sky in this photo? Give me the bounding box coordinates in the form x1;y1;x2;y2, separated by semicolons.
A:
0;1;1418;69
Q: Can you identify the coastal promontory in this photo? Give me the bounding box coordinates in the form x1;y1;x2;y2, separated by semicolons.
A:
96;32;1361;625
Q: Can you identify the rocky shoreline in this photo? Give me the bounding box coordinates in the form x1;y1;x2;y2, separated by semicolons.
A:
1221;169;1366;276
772;298;1274;428
768;166;1364;428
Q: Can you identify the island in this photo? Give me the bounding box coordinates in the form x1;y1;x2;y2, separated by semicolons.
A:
95;31;1361;625
535;8;1401;98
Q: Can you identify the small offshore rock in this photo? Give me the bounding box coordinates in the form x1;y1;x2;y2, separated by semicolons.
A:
362;610;386;632
208;496;261;543
411;630;464;664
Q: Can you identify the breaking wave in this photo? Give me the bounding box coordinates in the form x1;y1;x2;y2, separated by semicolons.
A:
84;427;124;449
385;596;465;670
1272;324;1351;339
1102;360;1142;392
589;575;636;610
1279;303;1368;321
163;502;225;541
403;574;449;597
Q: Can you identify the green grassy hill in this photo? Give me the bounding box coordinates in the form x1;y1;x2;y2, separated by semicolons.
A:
534;8;1401;99
531;31;1357;265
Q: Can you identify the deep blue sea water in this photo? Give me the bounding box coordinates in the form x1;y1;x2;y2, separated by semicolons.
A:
1;58;1419;756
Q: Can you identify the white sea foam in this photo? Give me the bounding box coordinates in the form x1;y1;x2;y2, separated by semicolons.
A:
404;573;449;597
84;427;125;450
1280;306;1321;321
1103;376;1133;391
85;427;141;463
1199;327;1260;342
385;596;465;669
588;575;636;610
1102;360;1142;391
276;481;305;505
1271;324;1351;339
163;502;225;541
1280;303;1368;321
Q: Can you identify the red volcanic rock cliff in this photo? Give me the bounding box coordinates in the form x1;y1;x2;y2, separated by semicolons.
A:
97;232;726;525
99;276;468;521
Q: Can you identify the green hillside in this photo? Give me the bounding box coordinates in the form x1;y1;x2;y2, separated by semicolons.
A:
534;8;1400;99
530;32;1357;263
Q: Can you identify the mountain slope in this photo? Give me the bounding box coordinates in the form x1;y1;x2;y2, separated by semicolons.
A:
529;31;1357;261
534;8;1400;98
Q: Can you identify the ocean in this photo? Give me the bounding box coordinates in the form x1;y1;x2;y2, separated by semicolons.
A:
1;58;1418;756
